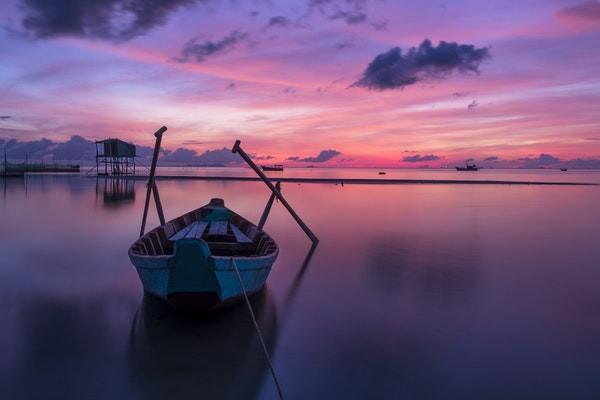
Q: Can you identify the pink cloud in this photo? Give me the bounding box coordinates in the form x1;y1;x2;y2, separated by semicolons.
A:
556;1;600;31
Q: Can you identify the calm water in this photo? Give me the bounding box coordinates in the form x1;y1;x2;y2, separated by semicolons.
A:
152;166;600;184
1;174;600;399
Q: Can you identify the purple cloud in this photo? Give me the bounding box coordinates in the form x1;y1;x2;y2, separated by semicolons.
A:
176;31;248;63
402;154;440;162
287;149;341;162
20;0;199;41
353;39;491;90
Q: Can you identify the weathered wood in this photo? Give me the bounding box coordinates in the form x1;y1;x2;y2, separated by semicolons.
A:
258;181;280;230
140;126;167;237
232;140;319;245
208;220;228;235
169;224;194;241
231;224;253;243
187;221;208;239
152;182;166;226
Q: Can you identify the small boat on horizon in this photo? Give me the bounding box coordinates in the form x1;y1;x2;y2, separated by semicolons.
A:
378;171;386;175
261;164;284;172
456;161;479;171
561;168;568;171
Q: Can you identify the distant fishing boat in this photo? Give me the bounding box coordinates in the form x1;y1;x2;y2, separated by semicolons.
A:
129;128;317;312
261;164;284;172
561;168;568;172
129;198;278;311
456;161;479;171
378;171;386;175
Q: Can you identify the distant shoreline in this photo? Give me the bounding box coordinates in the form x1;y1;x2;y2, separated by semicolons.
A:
88;175;597;186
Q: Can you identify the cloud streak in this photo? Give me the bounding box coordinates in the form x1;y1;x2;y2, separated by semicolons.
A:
309;0;368;25
402;154;440;162
353;39;491;90
287;149;341;162
176;31;248;63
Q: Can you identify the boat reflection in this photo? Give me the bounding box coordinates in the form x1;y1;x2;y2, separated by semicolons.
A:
128;289;278;400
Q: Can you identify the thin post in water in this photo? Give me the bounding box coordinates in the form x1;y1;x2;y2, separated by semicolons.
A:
258;181;280;230
140;126;167;237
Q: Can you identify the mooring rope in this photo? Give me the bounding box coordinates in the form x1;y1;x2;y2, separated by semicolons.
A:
230;258;284;400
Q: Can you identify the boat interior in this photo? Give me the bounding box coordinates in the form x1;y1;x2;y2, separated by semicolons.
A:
130;202;277;258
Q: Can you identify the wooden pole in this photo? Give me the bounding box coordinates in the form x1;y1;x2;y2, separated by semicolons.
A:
140;126;167;237
258;181;280;230
152;182;166;226
232;140;318;245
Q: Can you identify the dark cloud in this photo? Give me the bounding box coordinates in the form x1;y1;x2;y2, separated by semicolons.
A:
333;39;355;50
467;100;479;109
266;16;291;29
329;10;367;24
20;0;199;41
226;82;236;90
176;31;248;63
402;154;440;163
517;153;561;168
585;137;600;141
353;39;491;90
309;0;369;25
484;156;499;161
565;157;600;168
159;147;241;165
0;116;11;120
370;19;388;31
288;149;341;162
195;147;241;165
556;1;600;23
1;135;97;161
0;135;245;166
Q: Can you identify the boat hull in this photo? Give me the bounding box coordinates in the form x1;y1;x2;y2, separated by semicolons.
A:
129;200;279;312
130;251;277;312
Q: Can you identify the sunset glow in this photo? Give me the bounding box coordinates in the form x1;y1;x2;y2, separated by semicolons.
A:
1;0;600;167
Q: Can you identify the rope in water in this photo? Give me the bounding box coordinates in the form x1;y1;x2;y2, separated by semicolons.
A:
231;258;284;400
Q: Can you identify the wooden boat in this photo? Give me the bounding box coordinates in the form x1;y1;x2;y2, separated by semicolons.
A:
129;198;279;312
261;164;284;172
129;129;316;315
456;162;479;171
561;168;568;172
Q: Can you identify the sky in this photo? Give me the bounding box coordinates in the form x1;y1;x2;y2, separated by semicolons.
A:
1;0;600;167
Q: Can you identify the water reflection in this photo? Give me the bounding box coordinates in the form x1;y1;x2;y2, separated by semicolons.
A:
96;177;136;209
367;235;480;299
129;290;278;400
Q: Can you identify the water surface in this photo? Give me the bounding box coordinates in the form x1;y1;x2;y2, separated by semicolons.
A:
1;175;599;399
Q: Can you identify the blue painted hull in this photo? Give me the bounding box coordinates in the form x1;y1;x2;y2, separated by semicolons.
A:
129;253;277;311
128;202;279;312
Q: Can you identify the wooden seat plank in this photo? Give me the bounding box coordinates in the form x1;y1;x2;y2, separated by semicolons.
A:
169;224;193;241
231;225;253;243
208;220;228;235
186;221;208;239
